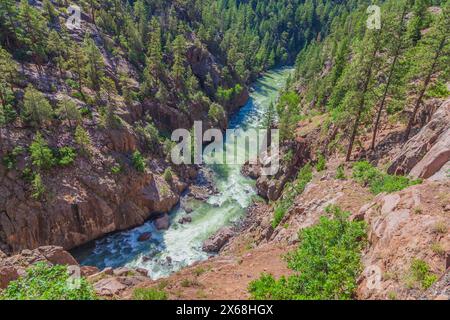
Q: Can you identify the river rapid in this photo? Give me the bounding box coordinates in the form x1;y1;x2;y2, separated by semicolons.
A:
75;67;293;279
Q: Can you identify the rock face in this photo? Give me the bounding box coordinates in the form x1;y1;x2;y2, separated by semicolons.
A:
202;227;235;253
354;181;450;300
409;127;450;179
0;164;179;254
0;246;79;289
154;214;170;230
388;98;450;176
256;138;312;201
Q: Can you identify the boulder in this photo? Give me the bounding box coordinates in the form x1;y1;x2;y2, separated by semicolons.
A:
137;232;152;242
202;227;235;253
409;127;450;179
0;265;20;289
388;98;450;175
154;214;170;230
37;246;79;266
178;216;192;224
0;246;79;289
80;266;100;277
113;267;134;277
93;277;127;296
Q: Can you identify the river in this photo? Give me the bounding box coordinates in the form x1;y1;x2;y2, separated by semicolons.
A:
75;67;293;279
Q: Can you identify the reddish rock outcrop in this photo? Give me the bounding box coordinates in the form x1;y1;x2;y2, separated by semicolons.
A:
202;227;235;253
355;181;449;300
0;246;79;289
388;99;450;176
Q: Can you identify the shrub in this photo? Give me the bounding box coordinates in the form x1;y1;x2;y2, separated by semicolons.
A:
132;150;146;172
409;259;437;290
335;164;346;180
316;154;326;172
56;147;77;166
132;287;167;300
111;164;122;175
0;262;96;300
2;146;25;170
163;167;173;183
31;173;46;200
352;161;421;194
251;205;367;300
74;126;92;155
30;133;55;170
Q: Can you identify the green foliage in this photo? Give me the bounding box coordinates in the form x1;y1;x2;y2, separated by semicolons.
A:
352;161;421;194
2;146;25;170
250;206;367;300
56;147;76;167
277;91;301;141
111;164;122;175
29;133;55;170
316;154;326;172
208;103;226;124
132;287;167;300
22;85;53;127
131;150;146;173
272;163;312;228
31;173;45;200
408;259;437;290
0;262;96;300
335;164;346;180
74;126;92;155
163;167;173;183
426;80;450;98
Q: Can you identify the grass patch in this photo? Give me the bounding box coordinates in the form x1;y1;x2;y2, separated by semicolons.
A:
132;287;168;300
406;259;437;290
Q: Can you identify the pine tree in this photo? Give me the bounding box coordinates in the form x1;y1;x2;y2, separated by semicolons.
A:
83;37;105;92
141;18;164;96
371;0;410;150
0;46;17;106
75;125;92;155
56;98;82;128
404;7;449;141
0;0;19;49
67;42;87;97
17;0;48;71
22;85;53;127
30;132;55;170
171;35;187;91
345;24;383;161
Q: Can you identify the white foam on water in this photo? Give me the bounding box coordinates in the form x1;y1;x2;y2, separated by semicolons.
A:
76;67;294;279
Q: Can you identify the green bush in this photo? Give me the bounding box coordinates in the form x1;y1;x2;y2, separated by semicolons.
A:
30;133;55;170
132;287;168;300
0;262;96;300
2;146;25;170
56;147;77;166
352;161;421;194
409;259;437;290
316;154;326;172
31;173;46;200
250;205;367;300
163;167;173;183
335;164;346;180
272;164;312;228
132;150;146;172
111;164;122;175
